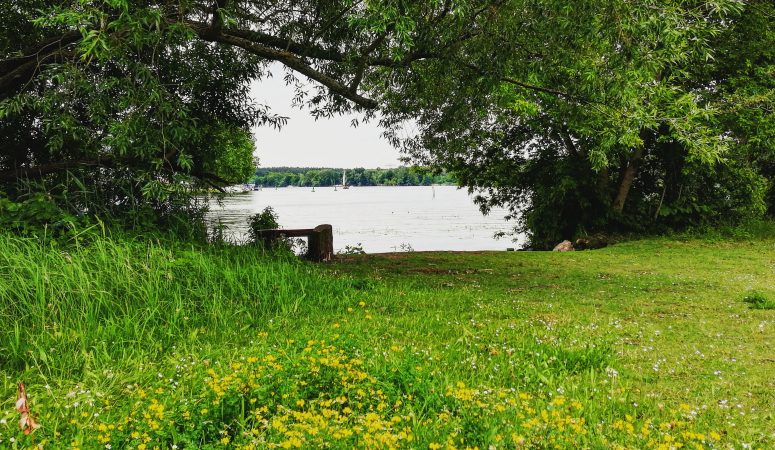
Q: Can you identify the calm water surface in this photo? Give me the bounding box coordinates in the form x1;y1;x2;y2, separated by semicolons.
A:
207;185;520;253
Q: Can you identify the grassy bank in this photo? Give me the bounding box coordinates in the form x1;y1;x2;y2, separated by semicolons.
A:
0;230;773;448
0;234;354;376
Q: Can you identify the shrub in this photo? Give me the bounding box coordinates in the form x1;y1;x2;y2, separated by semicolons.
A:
247;206;282;247
246;207;306;254
247;206;280;236
0;192;84;238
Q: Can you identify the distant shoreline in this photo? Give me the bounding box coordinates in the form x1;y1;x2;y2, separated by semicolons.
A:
251;166;456;188
221;184;458;194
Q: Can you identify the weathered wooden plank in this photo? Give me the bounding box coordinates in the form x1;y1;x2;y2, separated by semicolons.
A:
308;224;333;262
255;225;334;262
254;228;315;238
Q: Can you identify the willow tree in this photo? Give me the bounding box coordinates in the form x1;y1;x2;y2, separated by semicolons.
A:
0;0;484;224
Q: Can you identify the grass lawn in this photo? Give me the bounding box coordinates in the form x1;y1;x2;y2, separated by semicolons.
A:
0;230;773;448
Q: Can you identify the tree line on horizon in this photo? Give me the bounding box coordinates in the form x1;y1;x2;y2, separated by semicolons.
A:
251;167;455;187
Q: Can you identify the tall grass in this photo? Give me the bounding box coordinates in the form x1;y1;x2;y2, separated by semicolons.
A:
0;232;352;379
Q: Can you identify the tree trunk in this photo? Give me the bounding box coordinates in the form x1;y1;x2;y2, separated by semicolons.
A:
612;146;644;213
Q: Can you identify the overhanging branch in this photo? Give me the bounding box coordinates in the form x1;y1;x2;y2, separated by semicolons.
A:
1;30;81;101
500;76;575;99
190;22;379;108
0;158;237;188
0;31;81;73
0;158;115;182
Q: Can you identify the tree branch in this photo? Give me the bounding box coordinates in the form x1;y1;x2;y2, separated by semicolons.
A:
189;23;379;108
0;158;114;182
0;157;237;190
0;50;77;101
0;31;81;73
500;76;576;99
217;25;346;62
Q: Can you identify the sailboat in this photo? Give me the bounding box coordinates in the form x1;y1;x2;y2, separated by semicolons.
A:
342;170;349;189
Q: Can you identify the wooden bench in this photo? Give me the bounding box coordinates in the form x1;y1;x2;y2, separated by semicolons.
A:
254;224;334;262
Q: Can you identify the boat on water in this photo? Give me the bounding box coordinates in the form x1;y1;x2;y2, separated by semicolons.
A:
224;184;252;194
342;170;349;189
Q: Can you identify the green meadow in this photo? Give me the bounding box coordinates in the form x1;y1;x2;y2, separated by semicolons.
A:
1;228;773;449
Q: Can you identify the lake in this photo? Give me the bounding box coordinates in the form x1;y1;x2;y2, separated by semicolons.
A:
207;185;521;253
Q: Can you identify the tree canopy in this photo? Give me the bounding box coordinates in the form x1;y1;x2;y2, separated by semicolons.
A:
1;0;485;224
377;0;774;247
1;0;772;241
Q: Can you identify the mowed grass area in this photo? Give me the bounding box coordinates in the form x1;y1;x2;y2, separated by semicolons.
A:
0;229;773;448
329;235;775;446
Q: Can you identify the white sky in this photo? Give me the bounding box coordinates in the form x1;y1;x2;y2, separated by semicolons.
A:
250;68;404;169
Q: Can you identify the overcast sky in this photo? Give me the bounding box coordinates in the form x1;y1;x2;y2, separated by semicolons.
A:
250;69;404;169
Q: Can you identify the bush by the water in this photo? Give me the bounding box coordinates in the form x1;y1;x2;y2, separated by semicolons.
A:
247;207;281;240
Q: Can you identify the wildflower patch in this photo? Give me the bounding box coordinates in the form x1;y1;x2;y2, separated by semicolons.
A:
1;334;730;449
